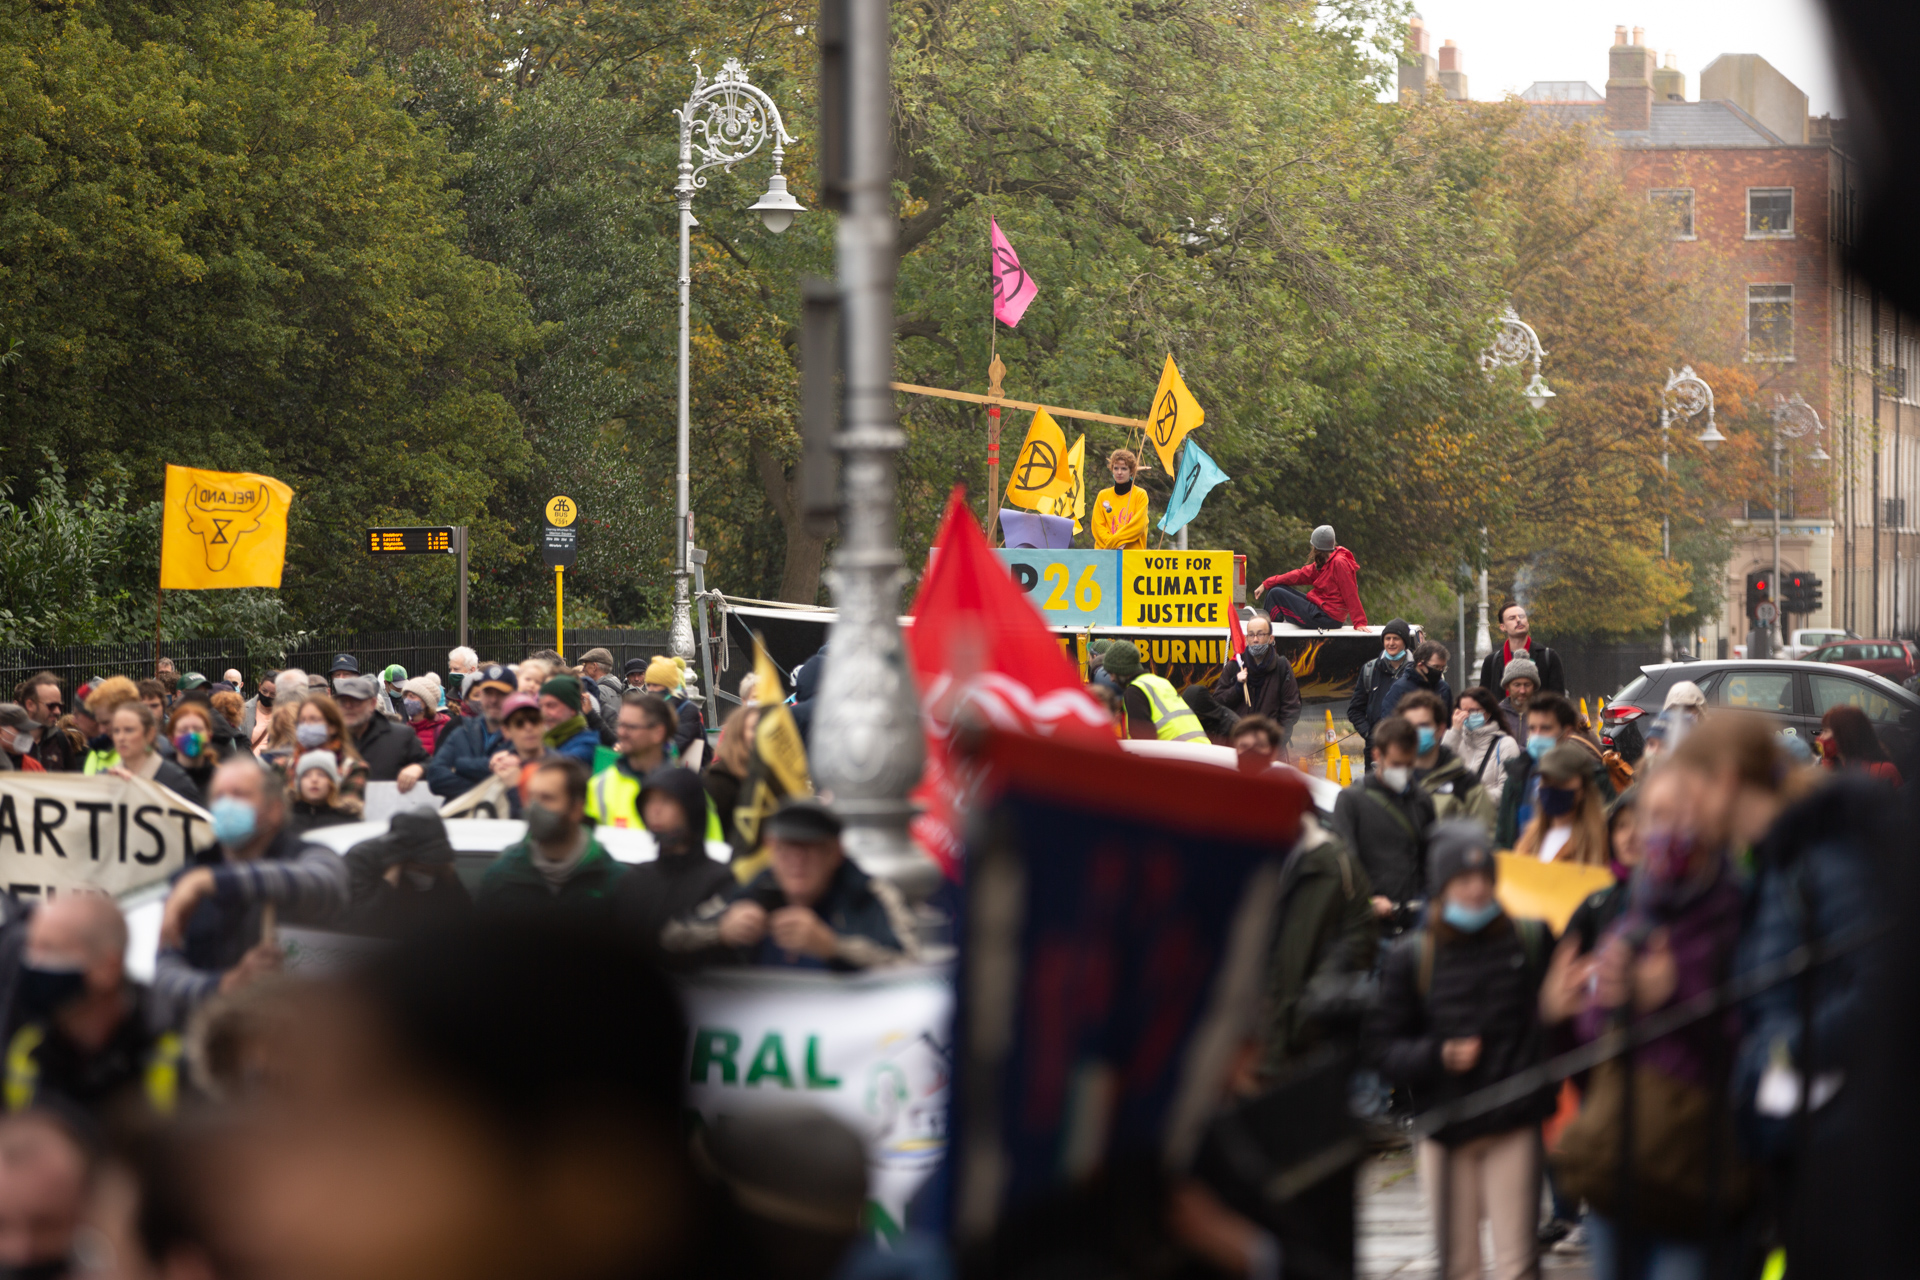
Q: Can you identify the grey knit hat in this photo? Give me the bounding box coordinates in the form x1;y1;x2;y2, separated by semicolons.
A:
1427;819;1498;897
1102;640;1143;682
1500;657;1541;690
295;749;341;785
1310;525;1336;552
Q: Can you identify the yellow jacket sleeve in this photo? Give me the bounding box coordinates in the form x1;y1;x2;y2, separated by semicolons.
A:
1091;486;1150;550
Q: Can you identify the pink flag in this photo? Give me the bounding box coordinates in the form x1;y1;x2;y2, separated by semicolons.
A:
991;219;1038;328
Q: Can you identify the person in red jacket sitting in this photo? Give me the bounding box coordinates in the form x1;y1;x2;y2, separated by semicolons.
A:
1259;525;1369;630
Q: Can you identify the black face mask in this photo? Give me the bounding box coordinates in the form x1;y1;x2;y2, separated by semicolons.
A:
653;827;698;859
18;965;87;1018
258;692;274;708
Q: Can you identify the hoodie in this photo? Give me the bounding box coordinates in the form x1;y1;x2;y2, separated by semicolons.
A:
1261;546;1367;628
610;767;738;959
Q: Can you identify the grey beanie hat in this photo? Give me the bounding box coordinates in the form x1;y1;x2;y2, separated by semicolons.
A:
1501;657;1541;690
294;749;341;785
1103;640;1143;682
1310;524;1336;552
1427;819;1498;898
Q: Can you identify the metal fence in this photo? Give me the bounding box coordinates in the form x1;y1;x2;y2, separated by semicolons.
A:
0;628;675;696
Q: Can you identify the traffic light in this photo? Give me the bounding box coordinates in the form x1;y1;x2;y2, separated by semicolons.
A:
1746;570;1771;620
1782;572;1824;615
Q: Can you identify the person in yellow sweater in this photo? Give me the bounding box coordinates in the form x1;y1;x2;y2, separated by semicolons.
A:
1090;448;1150;550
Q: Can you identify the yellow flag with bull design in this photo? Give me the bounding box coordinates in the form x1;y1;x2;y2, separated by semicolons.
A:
1003;408;1072;511
159;466;294;589
1038;433;1085;534
1147;355;1204;476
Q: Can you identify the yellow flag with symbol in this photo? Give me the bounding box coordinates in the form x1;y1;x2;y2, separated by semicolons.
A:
1039;433;1086;534
1003;409;1072;510
1147;355;1204;476
730;635;814;878
159;465;294;590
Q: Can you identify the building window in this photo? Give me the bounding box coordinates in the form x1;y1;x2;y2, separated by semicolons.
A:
1748;187;1794;237
1747;284;1794;361
1649;188;1695;239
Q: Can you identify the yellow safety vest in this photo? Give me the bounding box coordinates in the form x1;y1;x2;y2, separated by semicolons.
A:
1131;673;1207;743
587;762;723;841
6;1022;182;1116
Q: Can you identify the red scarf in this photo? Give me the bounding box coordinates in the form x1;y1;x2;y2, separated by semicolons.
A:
1501;636;1534;666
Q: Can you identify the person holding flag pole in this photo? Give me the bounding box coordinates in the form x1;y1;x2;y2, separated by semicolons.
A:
1212;608;1302;752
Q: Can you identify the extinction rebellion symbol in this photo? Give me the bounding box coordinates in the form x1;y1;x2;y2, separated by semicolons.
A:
1012;439;1060;492
1153;389;1180;447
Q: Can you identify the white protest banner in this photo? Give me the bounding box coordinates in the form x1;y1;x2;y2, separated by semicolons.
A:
0;774;211;902
438;777;512;819
681;965;951;1239
362;780;440;825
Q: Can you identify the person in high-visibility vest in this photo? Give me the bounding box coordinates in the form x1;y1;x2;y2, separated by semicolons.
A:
1100;640;1206;743
6;893;183;1118
587;693;723;841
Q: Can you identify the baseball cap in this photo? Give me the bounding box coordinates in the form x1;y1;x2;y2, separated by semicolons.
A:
176;672;209;691
499;692;542;722
333;675;378;700
330;653;360;674
764;798;844;843
0;704;41;732
473;664;516;695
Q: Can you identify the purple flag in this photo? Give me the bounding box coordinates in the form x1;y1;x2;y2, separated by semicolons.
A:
991;219;1038;328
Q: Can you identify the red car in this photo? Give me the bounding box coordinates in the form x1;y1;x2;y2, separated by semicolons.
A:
1806;638;1919;682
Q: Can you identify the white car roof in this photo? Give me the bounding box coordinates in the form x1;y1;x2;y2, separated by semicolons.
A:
1118;738;1341;813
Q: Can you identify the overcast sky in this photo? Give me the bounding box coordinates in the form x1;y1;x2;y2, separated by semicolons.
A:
1399;0;1844;117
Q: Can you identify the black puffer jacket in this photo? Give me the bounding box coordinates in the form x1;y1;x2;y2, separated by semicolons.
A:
1366;910;1556;1144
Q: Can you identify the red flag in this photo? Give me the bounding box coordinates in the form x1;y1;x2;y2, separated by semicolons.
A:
1226;598;1246;658
907;487;1116;875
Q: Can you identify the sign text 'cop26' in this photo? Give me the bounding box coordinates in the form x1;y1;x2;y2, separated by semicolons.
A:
995;549;1232;629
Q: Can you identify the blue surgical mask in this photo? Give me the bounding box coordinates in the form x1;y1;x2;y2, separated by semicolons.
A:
1526;733;1552;761
1443;900;1502;933
403;697;426;720
295;723;329;749
1416;726;1436;754
210;796;258;847
1383;647;1408;663
1466;711;1487;731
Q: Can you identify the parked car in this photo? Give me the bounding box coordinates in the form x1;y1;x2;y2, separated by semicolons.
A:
1599;659;1920;760
1805;638;1920;683
1731;627;1856;660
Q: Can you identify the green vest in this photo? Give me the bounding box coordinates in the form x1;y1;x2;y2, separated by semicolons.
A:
1132;672;1207;743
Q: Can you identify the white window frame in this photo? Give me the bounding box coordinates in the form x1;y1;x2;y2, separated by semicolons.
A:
1648;187;1696;240
1746;187;1795;239
1746;283;1795;363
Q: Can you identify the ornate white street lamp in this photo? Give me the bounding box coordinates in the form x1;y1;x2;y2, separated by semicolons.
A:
670;60;804;659
1480;306;1556;409
1659;365;1717;660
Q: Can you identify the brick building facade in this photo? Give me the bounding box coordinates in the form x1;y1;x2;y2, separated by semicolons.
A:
1502;30;1920;650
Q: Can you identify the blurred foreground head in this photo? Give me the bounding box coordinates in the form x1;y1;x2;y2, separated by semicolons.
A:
0;1110;87;1279
213;920;705;1280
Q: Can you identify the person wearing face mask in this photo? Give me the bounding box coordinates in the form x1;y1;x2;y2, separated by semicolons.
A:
3;894;181;1118
1348;619;1414;754
153;759;349;1023
1496;692;1612;849
341;809;471;937
238;670;277;740
1442;686;1519;798
0;707;45;774
1380;639;1454;723
1329;717;1435;935
161;703;223;801
476;758;623;914
1211;614;1301;747
1366;821;1555;1280
1090;448;1150;550
399;677;452;755
0;1111;89;1280
288;698;370;802
610;768;735;960
1397;691;1493;833
1513;742;1608;865
333;676;428;791
426;664;514;799
289;750;362;834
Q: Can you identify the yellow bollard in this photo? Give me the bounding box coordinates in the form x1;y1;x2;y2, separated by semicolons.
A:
1325;751;1338;781
1598;695;1608;715
1338;753;1353;787
1580;697;1591;722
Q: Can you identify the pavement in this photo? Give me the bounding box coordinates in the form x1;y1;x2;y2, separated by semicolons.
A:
1359;1150;1592;1279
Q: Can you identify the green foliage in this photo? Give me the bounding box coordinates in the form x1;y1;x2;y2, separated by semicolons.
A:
0;0;538;633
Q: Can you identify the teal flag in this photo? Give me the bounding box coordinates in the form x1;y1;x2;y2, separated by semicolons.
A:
1157;439;1229;534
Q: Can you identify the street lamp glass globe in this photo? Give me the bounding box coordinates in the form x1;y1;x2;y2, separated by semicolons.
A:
1811;442;1831;463
1697;419;1727;448
748;173;805;234
1524;373;1556;410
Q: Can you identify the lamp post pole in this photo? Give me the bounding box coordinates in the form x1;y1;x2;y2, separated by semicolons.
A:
1659;366;1721;661
672;60;804;660
809;0;935;897
1771;393;1831;649
1474;307;1554;667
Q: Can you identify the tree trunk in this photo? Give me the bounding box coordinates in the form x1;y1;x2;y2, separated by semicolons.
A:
751;438;829;604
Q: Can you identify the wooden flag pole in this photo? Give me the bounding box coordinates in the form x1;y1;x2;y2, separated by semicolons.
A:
986;356;1005;544
153;587;164;677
